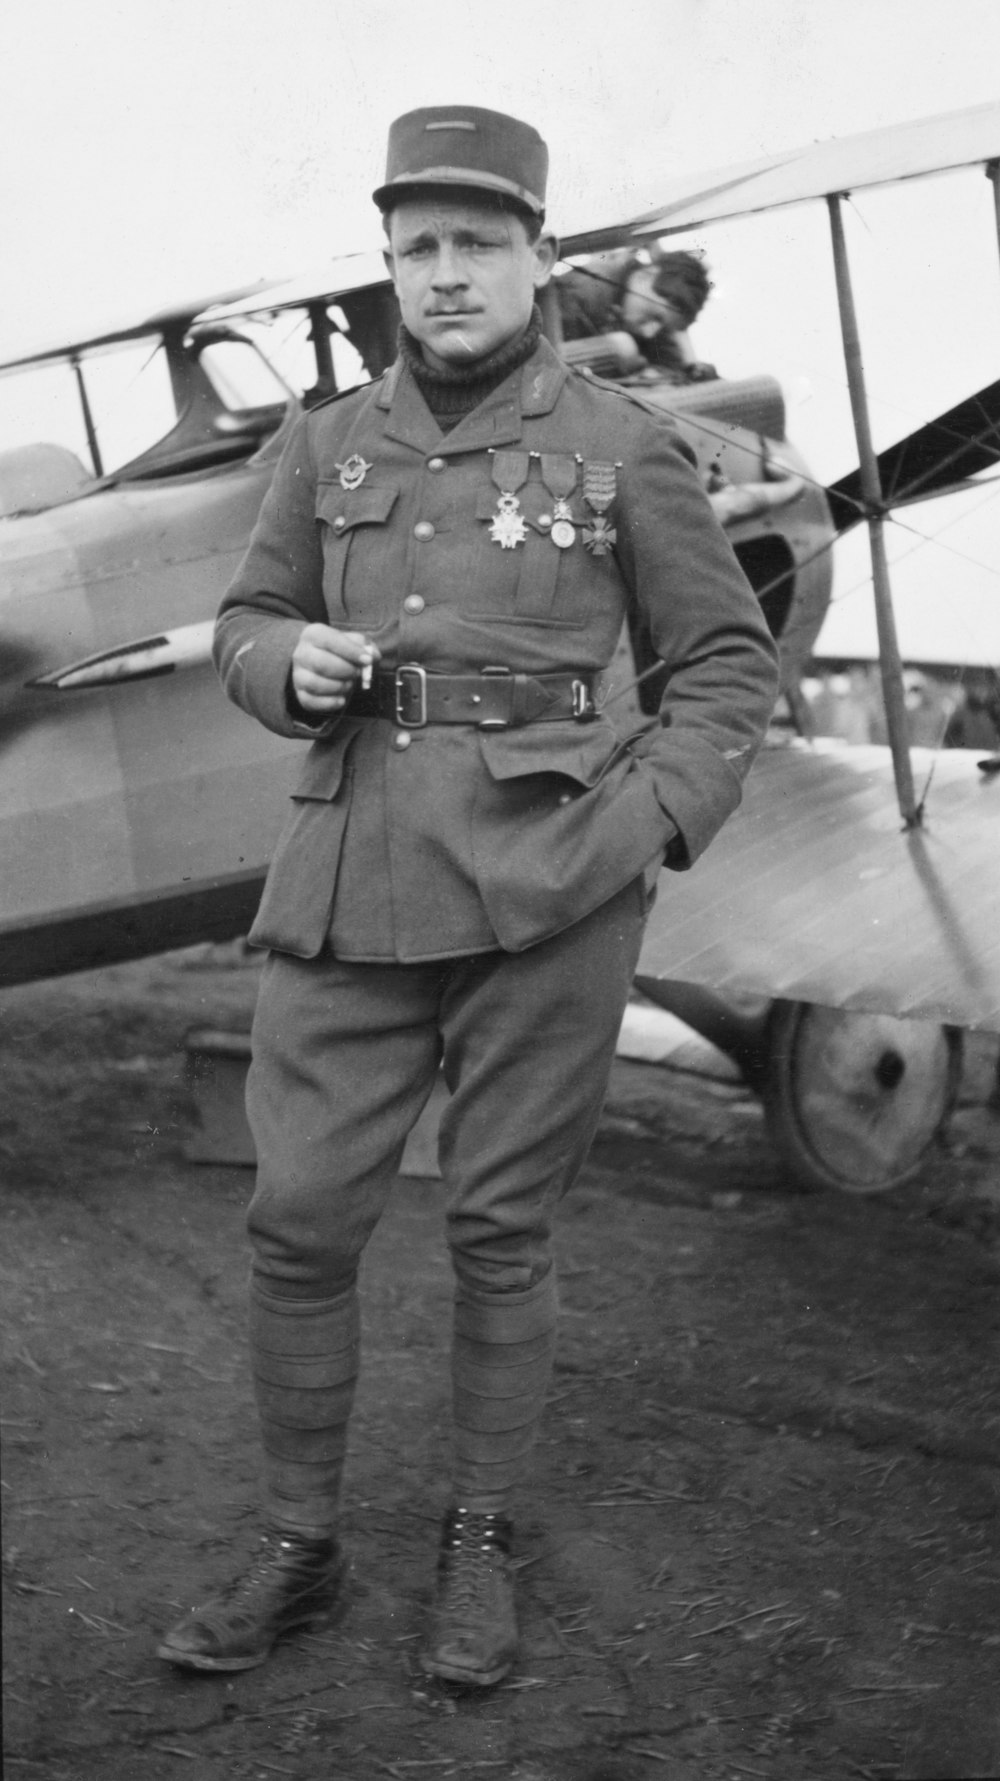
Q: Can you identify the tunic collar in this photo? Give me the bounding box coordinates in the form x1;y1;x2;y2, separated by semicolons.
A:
375;335;568;453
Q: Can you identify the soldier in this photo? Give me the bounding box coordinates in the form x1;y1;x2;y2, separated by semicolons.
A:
619;248;718;381
559;247;717;383
159;105;779;1688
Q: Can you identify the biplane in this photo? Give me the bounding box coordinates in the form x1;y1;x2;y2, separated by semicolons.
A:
1;104;998;1194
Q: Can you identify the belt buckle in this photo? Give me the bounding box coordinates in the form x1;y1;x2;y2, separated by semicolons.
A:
476;664;513;730
394;663;427;728
571;677;596;721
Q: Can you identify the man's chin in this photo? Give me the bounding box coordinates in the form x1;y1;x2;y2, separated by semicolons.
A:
417;320;530;372
420;324;490;368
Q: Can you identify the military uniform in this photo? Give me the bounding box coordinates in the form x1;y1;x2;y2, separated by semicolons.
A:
217;334;775;957
213;326;777;1283
161;103;779;1689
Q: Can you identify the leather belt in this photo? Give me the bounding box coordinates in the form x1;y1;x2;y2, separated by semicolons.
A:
350;664;598;730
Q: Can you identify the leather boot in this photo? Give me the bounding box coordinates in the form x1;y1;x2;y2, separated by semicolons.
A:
420;1505;517;1687
157;1529;344;1672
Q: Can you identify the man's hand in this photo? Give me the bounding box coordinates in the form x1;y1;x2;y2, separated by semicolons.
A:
291;625;380;713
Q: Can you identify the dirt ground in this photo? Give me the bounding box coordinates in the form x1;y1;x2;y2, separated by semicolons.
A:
2;947;999;1781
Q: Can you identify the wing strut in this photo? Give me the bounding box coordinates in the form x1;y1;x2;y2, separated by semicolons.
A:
827;193;918;827
989;159;1000;271
70;353;103;479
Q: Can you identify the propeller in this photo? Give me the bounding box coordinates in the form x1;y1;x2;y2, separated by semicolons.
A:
827;377;1000;532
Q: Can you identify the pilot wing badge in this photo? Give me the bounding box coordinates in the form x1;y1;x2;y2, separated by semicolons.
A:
337;455;373;491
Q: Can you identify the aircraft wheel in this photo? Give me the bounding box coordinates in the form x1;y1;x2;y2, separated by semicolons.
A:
762;1001;963;1194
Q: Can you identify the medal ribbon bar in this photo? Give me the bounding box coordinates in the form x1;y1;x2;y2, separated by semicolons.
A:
582;460;619;556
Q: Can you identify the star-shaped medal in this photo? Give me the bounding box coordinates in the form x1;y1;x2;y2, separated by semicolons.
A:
489;492;528;549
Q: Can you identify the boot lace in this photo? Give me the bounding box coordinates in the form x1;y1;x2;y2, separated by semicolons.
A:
225;1534;288;1605
207;1533;327;1628
439;1510;510;1615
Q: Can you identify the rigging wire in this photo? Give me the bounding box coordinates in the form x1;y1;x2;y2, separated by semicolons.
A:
599;415;1000;729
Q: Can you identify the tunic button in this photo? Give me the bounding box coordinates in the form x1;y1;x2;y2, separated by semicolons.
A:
393;730;412;750
537;512;553;531
403;594;425;614
414;520;435;541
427;456;446;473
332;515;346;532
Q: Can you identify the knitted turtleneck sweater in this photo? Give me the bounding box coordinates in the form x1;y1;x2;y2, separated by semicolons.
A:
398;306;543;431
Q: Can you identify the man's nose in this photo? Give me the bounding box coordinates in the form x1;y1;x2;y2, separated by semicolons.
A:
431;243;468;289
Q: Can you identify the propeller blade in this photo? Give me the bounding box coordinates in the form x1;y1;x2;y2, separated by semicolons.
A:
827;378;1000;531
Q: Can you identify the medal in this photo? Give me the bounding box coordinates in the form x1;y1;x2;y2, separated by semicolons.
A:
487;451;530;549
336;454;372;491
540;455;578;550
582;460;620;556
490;493;528;549
583;515;616;553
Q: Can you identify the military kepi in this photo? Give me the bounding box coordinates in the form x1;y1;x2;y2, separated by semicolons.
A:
373;106;548;217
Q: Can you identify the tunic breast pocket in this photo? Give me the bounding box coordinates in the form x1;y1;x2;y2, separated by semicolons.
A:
316;482;399;628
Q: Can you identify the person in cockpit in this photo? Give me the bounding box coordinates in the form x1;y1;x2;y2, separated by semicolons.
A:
558;247;717;386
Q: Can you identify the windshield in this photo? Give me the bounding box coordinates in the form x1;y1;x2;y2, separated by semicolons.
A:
0;328;302;481
197;335;292;411
223;307;372;402
0;336;175;476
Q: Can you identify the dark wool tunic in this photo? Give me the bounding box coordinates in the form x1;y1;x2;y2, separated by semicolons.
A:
215;333;779;963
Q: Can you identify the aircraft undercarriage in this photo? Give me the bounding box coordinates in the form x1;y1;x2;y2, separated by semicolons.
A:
633;977;966;1195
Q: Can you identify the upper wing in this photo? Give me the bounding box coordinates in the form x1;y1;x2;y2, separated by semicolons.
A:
197;252;392;323
0;283;270;375
563;102;1000;254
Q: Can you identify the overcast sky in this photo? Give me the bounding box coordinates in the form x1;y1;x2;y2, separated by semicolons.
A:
3;0;999;351
3;0;999;659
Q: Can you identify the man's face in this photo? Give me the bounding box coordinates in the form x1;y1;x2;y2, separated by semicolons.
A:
385;197;555;370
621;266;687;341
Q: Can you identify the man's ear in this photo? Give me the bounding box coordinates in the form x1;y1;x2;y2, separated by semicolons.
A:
382;246;396;287
532;231;559;289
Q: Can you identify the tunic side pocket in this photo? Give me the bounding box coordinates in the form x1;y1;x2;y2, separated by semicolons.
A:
248;725;361;959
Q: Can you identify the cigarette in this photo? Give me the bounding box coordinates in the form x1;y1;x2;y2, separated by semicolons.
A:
360;650;373;691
